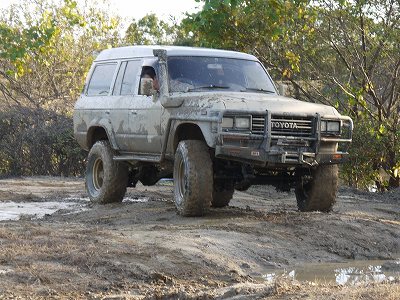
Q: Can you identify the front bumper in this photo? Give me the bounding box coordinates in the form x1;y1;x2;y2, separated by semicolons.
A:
214;111;352;167
216;143;349;166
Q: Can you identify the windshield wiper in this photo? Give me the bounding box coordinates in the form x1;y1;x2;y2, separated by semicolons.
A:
188;85;230;91
241;88;275;94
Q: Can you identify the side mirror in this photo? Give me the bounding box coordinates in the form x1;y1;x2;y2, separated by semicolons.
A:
140;78;157;96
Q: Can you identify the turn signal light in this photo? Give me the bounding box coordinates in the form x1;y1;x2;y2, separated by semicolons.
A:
333;154;342;160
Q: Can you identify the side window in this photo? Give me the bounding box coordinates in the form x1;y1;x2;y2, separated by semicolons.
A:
121;60;141;95
112;61;127;95
86;63;117;96
139;66;159;95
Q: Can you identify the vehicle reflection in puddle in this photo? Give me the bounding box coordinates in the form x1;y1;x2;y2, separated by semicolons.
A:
262;260;400;285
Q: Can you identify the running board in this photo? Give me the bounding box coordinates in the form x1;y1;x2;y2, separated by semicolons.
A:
113;154;161;162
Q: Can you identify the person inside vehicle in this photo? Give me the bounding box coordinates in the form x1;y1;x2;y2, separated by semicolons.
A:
140;67;159;92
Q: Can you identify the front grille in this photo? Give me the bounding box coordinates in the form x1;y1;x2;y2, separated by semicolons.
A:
270;115;314;138
251;115;265;135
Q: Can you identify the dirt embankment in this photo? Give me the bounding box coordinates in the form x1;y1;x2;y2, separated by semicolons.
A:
0;177;399;299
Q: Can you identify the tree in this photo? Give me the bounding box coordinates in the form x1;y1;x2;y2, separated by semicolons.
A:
0;0;122;177
0;0;121;111
183;0;400;189
124;14;180;46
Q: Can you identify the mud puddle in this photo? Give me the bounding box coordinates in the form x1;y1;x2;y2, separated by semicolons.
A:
123;197;149;203
0;195;152;221
262;259;400;285
0;199;87;221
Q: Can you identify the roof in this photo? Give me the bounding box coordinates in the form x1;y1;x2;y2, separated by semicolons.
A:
94;45;258;62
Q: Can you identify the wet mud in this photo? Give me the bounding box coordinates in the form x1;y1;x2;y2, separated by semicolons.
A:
0;177;399;299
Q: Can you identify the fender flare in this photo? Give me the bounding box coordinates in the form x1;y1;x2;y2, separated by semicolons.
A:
87;118;119;150
163;119;217;157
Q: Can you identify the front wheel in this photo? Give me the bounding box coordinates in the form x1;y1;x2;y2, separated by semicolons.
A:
173;140;213;216
295;164;338;212
86;140;128;204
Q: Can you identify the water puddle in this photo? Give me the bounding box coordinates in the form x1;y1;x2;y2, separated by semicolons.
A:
262;260;400;285
64;196;90;202
0;193;155;221
157;178;174;186
0;198;88;221
65;196;149;203
123;197;149;203
0;267;14;275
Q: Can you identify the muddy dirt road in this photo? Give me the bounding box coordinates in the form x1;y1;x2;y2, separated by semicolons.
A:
0;177;399;299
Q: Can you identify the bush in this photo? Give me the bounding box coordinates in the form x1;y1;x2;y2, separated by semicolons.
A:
341;117;400;191
0;107;86;177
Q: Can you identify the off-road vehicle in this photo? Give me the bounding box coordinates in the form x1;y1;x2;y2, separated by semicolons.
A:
73;46;353;216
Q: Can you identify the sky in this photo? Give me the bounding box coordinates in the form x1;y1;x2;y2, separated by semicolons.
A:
0;0;202;22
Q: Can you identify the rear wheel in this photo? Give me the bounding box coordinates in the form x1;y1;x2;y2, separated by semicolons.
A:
86;141;128;204
173;140;213;216
295;165;338;212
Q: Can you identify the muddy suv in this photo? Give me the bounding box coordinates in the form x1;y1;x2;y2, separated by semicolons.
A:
74;46;353;216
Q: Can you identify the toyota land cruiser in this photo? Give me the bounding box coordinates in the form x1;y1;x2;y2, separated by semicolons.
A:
73;46;353;216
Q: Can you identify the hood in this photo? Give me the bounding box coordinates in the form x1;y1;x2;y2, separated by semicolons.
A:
172;92;340;117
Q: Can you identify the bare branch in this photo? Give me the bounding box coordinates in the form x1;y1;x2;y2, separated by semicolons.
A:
331;76;376;120
387;58;400;116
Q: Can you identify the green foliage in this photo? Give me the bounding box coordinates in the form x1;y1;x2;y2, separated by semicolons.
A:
342;114;400;190
341;119;382;189
184;0;400;189
124;14;182;46
0;0;121;110
0;0;122;177
0;14;56;78
182;0;314;77
0;0;398;188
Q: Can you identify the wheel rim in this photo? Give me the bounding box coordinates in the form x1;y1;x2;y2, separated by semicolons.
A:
176;159;186;203
92;158;104;191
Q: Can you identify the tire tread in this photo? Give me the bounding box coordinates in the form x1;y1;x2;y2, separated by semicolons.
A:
86;140;128;204
174;140;213;216
296;165;338;212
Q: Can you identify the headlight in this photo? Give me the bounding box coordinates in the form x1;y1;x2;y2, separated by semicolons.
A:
222;116;251;130
321;121;327;132
222;117;234;128
327;121;340;132
235;117;250;129
321;120;340;135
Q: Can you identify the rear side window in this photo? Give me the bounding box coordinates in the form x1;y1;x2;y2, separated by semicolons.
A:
112;60;141;96
87;63;117;96
112;62;127;95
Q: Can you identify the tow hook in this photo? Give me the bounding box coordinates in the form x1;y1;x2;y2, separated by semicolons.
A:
301;158;318;167
300;153;318;167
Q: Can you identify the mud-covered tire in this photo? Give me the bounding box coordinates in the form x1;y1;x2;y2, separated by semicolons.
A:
295;164;338;212
234;181;251;192
173;140;213;216
86;140;128;204
212;189;234;207
212;181;234;208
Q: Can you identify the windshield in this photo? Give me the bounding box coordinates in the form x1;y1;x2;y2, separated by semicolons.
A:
167;56;277;94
